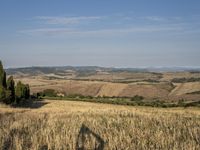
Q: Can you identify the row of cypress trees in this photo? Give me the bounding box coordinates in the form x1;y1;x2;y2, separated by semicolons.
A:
0;61;30;104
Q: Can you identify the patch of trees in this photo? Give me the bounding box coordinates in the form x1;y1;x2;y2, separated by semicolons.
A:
171;77;200;83
131;95;144;101
36;89;57;97
0;61;30;104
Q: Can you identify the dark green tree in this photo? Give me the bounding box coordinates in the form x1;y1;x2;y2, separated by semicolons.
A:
24;84;30;99
4;90;12;104
7;76;15;103
15;81;23;103
15;81;30;103
0;61;7;102
0;61;6;88
0;60;30;104
0;86;6;102
0;86;11;104
0;61;4;86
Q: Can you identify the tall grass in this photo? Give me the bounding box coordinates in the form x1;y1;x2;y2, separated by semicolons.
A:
0;100;200;150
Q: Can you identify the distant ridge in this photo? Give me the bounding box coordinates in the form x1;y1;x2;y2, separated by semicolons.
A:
5;66;200;75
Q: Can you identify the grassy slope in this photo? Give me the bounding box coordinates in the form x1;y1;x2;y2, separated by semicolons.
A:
14;75;200;101
0;100;200;149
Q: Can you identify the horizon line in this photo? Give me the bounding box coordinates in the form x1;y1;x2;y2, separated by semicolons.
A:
5;65;200;70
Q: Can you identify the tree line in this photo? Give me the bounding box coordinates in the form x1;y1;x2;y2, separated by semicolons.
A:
0;61;30;104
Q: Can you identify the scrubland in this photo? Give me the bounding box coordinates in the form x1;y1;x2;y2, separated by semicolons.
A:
0;100;200;150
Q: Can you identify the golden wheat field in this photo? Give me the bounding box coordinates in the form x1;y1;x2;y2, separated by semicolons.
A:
0;100;200;150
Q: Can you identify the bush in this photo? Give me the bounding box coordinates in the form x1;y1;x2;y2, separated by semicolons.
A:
0;86;6;102
42;89;57;97
7;76;15;103
131;95;144;101
15;81;30;103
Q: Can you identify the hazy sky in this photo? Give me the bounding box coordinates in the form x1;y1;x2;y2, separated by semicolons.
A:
0;0;200;68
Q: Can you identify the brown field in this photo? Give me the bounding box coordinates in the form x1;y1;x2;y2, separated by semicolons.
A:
161;72;200;81
0;100;200;149
13;71;200;101
14;77;173;99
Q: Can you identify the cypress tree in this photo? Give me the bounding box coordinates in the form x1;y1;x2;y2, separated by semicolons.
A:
24;84;30;99
15;81;30;103
15;81;23;103
4;90;11;104
0;60;30;104
0;61;4;86
3;72;7;88
0;86;6;102
0;61;6;88
0;61;7;101
7;76;15;103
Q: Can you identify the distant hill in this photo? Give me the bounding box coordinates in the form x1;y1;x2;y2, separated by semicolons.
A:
7;66;200;101
5;66;148;76
5;66;200;76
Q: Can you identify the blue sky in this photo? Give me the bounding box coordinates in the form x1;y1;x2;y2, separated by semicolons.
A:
0;0;200;68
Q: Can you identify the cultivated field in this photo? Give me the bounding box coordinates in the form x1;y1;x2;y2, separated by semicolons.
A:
9;67;200;101
0;100;200;150
13;76;200;101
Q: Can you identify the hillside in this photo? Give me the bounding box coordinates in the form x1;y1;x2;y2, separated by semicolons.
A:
7;66;200;101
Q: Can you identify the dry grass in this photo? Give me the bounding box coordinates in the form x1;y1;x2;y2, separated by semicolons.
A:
161;72;200;82
170;82;200;95
0;100;200;150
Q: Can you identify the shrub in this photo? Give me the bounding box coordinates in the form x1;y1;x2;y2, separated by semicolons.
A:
0;85;6;102
15;81;30;103
131;95;144;101
7;76;15;103
42;89;57;97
